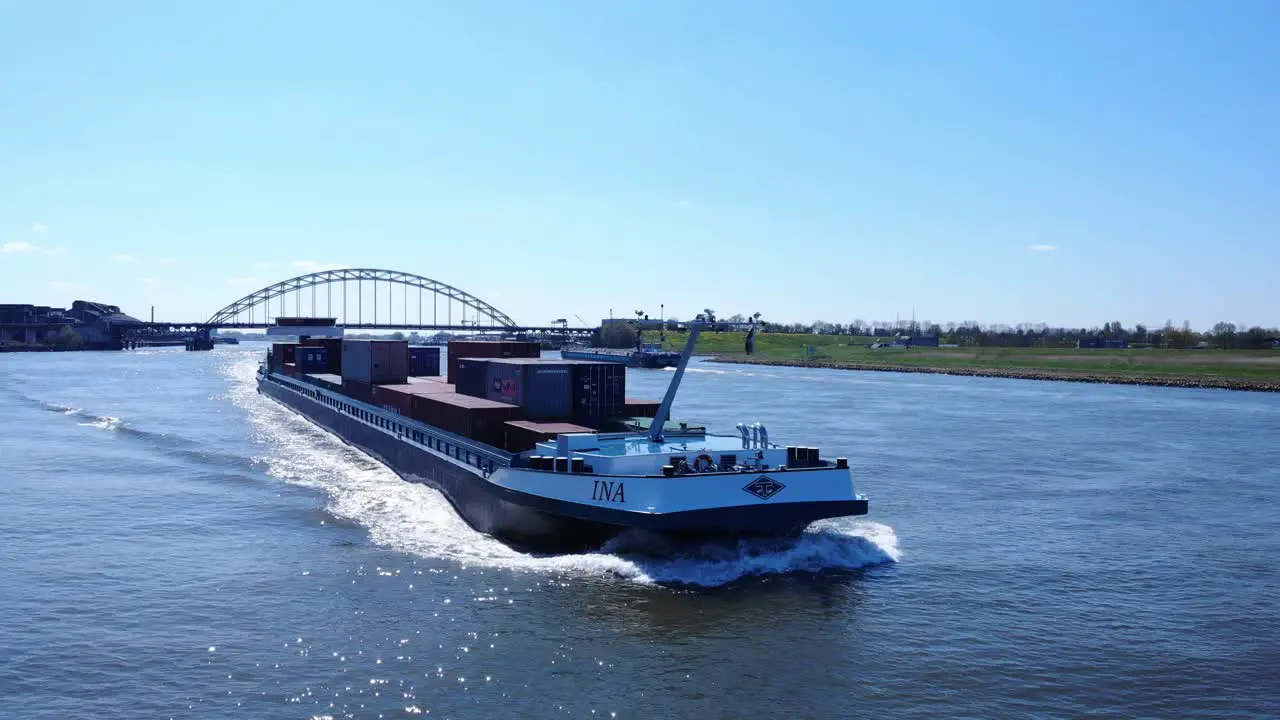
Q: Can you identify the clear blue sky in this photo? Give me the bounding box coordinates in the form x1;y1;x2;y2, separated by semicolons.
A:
2;1;1277;330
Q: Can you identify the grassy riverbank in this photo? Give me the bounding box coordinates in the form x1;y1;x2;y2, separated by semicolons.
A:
646;331;1280;391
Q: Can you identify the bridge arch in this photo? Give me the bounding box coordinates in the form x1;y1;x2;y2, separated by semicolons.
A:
205;269;518;329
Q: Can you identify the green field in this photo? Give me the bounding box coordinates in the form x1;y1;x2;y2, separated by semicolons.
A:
645;331;1280;388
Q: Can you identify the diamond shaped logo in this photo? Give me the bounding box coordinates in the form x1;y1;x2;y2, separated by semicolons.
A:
743;475;786;500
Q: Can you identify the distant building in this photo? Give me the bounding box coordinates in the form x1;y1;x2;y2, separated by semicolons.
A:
1077;338;1130;349
0;300;143;349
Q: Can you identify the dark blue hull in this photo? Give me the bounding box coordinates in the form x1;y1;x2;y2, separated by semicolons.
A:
259;376;867;552
260;377;619;552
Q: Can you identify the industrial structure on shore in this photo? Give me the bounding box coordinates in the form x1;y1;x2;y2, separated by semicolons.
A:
0;301;146;351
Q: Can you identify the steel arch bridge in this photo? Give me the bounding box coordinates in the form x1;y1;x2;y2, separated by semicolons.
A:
204;269;519;330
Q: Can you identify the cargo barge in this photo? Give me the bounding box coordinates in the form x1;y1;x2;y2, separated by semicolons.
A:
560;343;681;369
257;321;867;552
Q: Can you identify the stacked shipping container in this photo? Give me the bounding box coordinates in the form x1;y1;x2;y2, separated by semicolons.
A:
622;398;661;417
341;339;409;385
294;346;330;374
446;340;541;384
408;346;441;377
453;358;490;399
370;382;459;415
272;342;299;370
408;393;524;445
503;420;595;453
568;362;626;426
266;338;656;451
304;373;344;392
300;338;344;374
485;359;573;420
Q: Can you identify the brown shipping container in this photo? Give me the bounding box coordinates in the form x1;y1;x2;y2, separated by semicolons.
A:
446;340;540;383
408;393;523;446
380;382;456;395
503;420;595;453
342;378;373;403
623;399;662;418
272;342;300;368
371;385;411;414
305;373;343;391
373;383;459;415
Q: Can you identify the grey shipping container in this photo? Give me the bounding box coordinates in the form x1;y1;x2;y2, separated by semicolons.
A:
408;346;442;377
570;362;626;425
341;339;409;385
454;358;490;399
486;359;573;420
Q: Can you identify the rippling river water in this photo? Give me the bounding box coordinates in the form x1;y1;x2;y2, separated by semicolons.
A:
2;345;1278;718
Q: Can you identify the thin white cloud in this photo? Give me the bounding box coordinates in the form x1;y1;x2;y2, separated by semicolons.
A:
2;240;40;253
43;247;68;256
226;276;258;286
1027;244;1058;252
158;258;179;265
112;254;137;264
136;277;157;284
30;222;48;233
291;260;347;272
672;199;693;209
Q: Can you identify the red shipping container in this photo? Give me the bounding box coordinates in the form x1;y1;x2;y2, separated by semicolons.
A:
272;342;299;369
503;420;595;453
373;383;458;415
342;378;373;403
371;385;412;414
623;399;661;418
446;340;540;383
407;392;523;446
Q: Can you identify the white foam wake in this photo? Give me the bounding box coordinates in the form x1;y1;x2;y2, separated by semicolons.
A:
224;355;899;587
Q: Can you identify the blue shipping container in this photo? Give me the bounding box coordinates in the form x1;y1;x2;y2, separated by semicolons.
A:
295;346;330;373
454;358;490;399
408;346;442;377
486;359;573;420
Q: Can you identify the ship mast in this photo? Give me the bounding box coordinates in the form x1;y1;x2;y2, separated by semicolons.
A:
648;313;759;443
648;321;703;443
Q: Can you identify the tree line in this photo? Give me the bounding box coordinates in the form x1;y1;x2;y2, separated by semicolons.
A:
742;319;1280;350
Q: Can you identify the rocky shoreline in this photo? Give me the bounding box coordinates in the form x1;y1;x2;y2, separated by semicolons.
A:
706;357;1280;393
